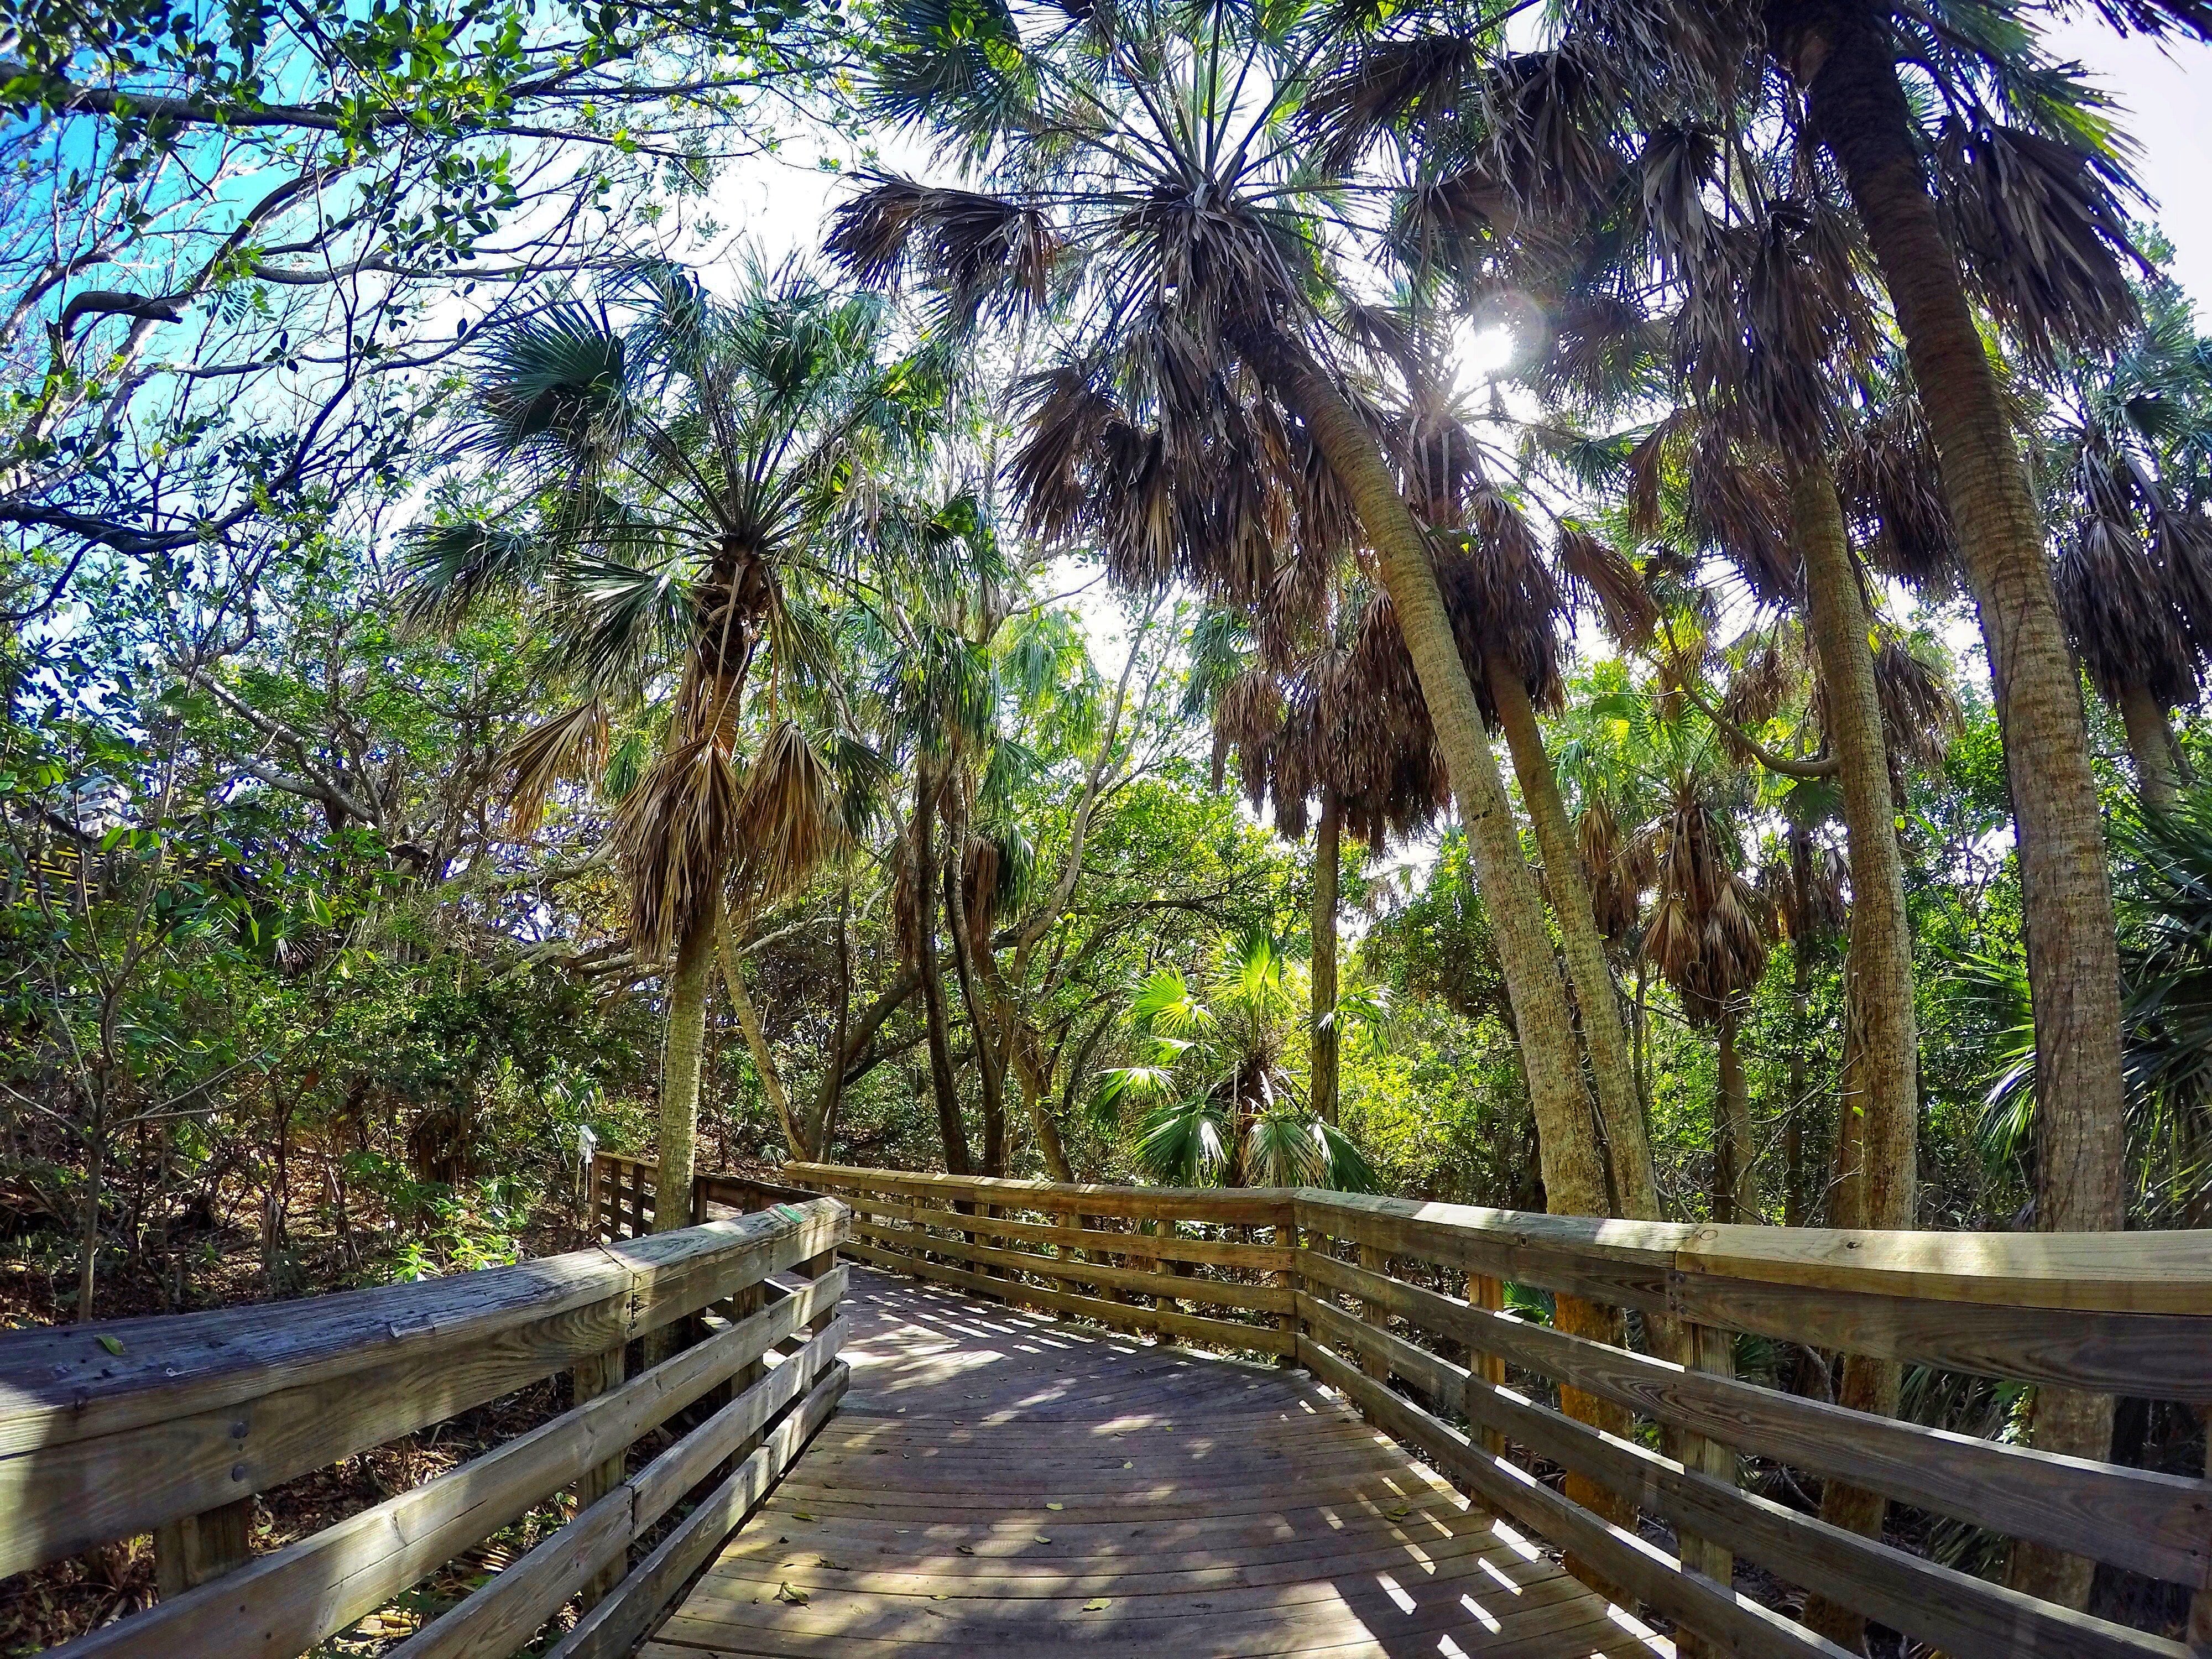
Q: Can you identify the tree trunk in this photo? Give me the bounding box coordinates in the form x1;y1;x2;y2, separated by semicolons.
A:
1783;897;1812;1231
808;880;854;1159
1714;1003;1755;1224
75;1124;102;1324
912;760;973;1176
1796;460;1919;1236
720;928;806;1157
1768;12;2126;1609
1234;326;1609;1220
1311;787;1342;1129
1235;324;1632;1569
655;902;717;1234
2118;681;2180;813
943;811;1008;1175
1489;657;1661;1221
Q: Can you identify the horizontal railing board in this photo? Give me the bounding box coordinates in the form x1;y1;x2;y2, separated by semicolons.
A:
1662;1272;2212;1401
786;1162;1293;1226
847;1220;1293;1314
1295;1192;2212;1315
838;1196;1293;1270
1296;1339;1850;1659
0;1202;848;1579
546;1360;850;1659
384;1319;848;1659
841;1237;1292;1355
1303;1298;2185;1659
37;1267;849;1657
1298;1250;2212;1587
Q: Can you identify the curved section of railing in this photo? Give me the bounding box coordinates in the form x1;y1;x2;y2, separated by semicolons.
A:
775;1160;2212;1659
0;1190;852;1659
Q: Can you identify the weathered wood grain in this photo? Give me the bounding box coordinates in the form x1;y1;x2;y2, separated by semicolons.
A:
41;1267;846;1658
1296;1252;2212;1587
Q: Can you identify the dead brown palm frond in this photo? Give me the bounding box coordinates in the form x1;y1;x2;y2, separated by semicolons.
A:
1557;525;1657;648
962;836;1000;958
1838;395;1959;592
826;176;1057;319
502;699;611;836
1624;407;1696;539
1478;46;1627;216
1212;667;1286;806
1686;422;1794;601
1934;123;2144;362
1531;291;1667;415
1872;633;1963;774
615;736;743;960
1762;836;1848;946
1576;795;1644;945
728;720;849;922
1302;35;1486;173
1011;368;1126;542
1719;632;1791;734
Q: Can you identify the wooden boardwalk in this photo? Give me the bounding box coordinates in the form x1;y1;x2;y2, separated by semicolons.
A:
646;1265;1672;1659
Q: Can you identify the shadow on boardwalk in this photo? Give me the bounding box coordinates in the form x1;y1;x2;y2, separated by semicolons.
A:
645;1265;1672;1658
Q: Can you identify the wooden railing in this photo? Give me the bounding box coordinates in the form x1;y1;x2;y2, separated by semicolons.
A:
778;1161;2212;1659
1;1187;852;1658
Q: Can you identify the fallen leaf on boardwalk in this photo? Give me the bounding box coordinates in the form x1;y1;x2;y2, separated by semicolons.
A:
1121;1460;1133;1468
1045;1501;1063;1511
1082;1598;1112;1611
1385;1505;1411;1520
1034;1535;1051;1543
97;1336;124;1356
775;1583;810;1605
956;1545;975;1554
792;1510;816;1521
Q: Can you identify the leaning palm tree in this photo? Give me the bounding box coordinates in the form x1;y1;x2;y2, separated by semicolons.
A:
822;0;1615;1226
1307;11;2183;1589
406;262;938;1229
1094;929;1379;1191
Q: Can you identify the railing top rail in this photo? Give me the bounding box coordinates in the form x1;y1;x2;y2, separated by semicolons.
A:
784;1162;2212;1314
781;1161;1296;1223
0;1196;849;1459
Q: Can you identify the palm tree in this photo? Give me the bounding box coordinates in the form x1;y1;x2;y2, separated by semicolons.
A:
1095;929;1379;1190
1188;589;1447;1134
406;262;935;1228
1307;12;2177;1578
2037;279;2212;813
822;0;1614;1224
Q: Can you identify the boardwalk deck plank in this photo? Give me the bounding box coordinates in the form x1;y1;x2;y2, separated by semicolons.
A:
646;1266;1672;1659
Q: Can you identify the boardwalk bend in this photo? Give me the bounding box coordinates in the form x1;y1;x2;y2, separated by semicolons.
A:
1;1154;2207;1658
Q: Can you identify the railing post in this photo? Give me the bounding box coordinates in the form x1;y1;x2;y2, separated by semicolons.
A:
1465;1273;1506;1455
571;1342;628;1606
628;1160;647;1239
1273;1202;1298;1365
585;1153;602;1244
1356;1240;1390;1387
1674;1319;1736;1658
153;1496;253;1599
1147;1218;1179;1345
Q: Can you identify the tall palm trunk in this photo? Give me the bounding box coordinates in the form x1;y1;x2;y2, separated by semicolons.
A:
1713;1001;1755;1223
1794;462;1923;1640
1238;326;1634;1567
945;841;1009;1175
1312;787;1342;1128
912;760;973;1176
2119;682;2181;813
720;929;807;1158
655;902;718;1233
1235;327;1608;1218
1488;658;1661;1221
1767;12;2125;1601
